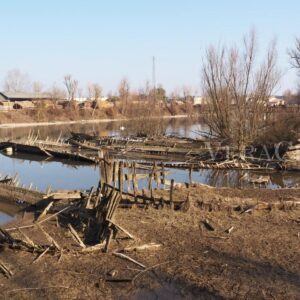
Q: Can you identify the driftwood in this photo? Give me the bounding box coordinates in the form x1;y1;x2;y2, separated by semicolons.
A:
36;201;54;222
37;206;74;224
225;226;234;234
81;242;105;253
33;247;50;263
123;243;161;252
43;191;82;200
202;219;215;231
106;219;135;240
36;224;61;251
112;252;146;269
0;227;50;254
17;228;37;248
0;259;14;278
132;260;174;285
68;224;86;248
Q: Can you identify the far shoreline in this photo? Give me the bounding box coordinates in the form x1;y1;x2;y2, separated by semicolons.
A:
0;114;190;129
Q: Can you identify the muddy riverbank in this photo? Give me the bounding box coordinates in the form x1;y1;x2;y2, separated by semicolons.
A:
0;185;299;299
0;114;190;129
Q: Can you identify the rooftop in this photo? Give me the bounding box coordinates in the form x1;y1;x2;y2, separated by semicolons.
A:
0;91;50;100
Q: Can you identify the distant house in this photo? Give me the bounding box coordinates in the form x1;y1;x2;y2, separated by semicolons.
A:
193;96;206;106
73;97;88;102
0;91;50;102
0;91;51;110
268;96;285;106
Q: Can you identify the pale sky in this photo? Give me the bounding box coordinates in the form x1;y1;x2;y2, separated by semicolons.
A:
1;0;299;95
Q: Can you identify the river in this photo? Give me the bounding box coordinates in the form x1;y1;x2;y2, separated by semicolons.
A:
0;117;299;224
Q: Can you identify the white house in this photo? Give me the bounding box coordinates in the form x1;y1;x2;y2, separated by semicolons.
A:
193;96;205;105
268;96;285;106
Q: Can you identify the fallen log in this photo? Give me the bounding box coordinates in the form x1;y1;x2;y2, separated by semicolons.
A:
123;243;161;252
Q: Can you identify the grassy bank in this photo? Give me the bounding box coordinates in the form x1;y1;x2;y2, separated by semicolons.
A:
0;102;200;128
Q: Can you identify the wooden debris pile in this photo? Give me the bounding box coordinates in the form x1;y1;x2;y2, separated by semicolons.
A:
196;196;300;212
283;141;300;171
0;183;168;281
0;178;168;262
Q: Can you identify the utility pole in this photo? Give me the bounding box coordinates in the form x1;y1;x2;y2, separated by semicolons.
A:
152;56;156;103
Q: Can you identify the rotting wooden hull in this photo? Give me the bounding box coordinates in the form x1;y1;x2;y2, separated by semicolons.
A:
45;149;98;164
0;141;97;164
0;142;47;156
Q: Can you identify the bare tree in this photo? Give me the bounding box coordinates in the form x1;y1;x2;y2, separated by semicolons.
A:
202;31;280;157
288;37;300;71
182;86;192;101
118;78;130;115
87;83;103;116
88;83;102;100
3;69;31;92
32;81;44;94
63;75;78;100
48;84;66;101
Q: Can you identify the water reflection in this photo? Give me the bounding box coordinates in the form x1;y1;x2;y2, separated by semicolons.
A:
0;212;13;225
0;117;205;141
0;201;19;225
0;117;299;193
0;153;99;192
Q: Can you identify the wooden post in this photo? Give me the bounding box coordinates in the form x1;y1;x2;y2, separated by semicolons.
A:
118;161;124;199
132;162;137;203
153;161;159;188
46;186;52;195
170;179;174;209
124;162;130;192
142;188;146;206
161;162;165;188
114;161;119;188
189;166;192;185
112;161;116;187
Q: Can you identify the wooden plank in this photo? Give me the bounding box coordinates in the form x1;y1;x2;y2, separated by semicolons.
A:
68;224;86;248
170;179;174;209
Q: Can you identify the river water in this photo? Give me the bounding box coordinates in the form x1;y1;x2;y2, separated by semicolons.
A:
0;117;299;224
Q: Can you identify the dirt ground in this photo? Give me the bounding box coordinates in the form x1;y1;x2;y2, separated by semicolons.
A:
0;185;299;300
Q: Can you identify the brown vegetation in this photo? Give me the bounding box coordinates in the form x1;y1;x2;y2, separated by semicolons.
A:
202;31;280;156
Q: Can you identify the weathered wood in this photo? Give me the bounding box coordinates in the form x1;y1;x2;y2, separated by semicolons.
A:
112;161;116;187
124;243;161;252
118;161;124;198
81;242;105;253
33;247;50;263
170;179;174;209
38;206;74;225
0;259;13;278
17;228;37;248
68;224;86;248
104;228;113;253
36;223;61;251
132;162;137;203
36;201;54;222
85;186;94;209
189;166;192;184
103;182;184;207
43;191;82;200
112;252;146;269
106;218;135;240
